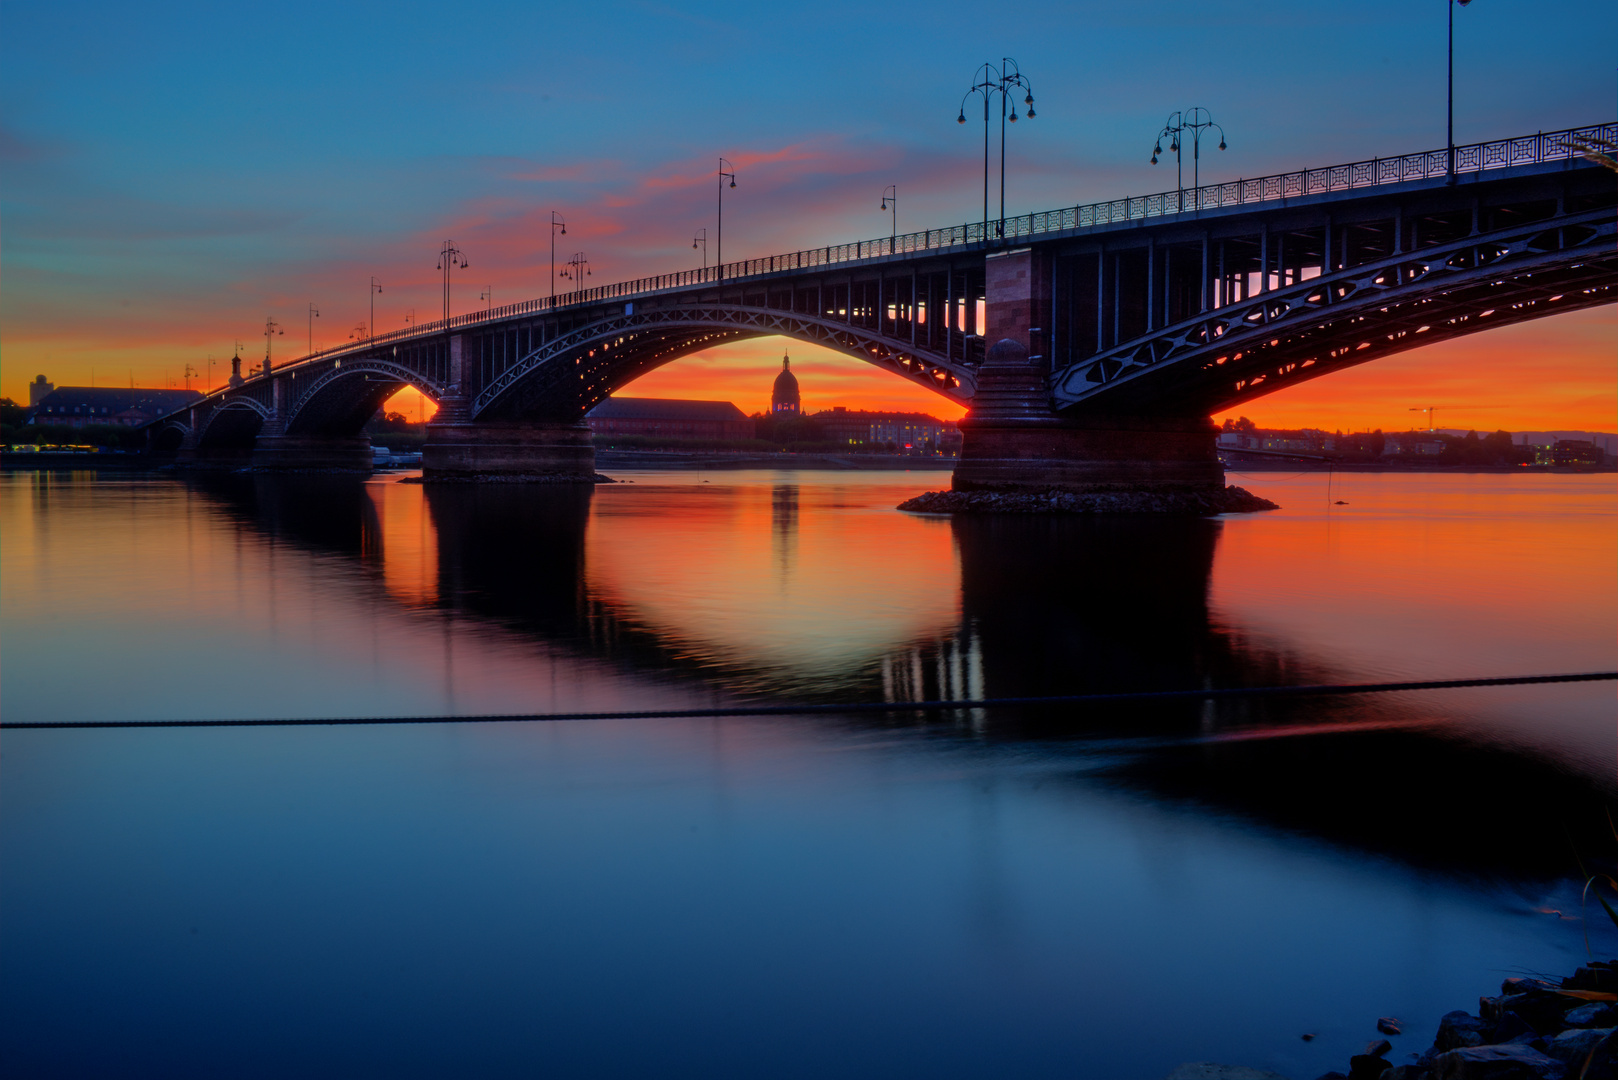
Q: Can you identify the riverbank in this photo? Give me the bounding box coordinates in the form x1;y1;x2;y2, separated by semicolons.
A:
1299;960;1618;1080
1221;457;1615;474
898;485;1280;515
1;450;155;470
0;449;958;473
596;449;955;470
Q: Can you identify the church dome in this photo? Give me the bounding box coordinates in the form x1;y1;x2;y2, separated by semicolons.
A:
771;353;800;413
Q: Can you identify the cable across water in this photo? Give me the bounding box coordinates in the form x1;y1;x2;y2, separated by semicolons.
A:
4;671;1612;730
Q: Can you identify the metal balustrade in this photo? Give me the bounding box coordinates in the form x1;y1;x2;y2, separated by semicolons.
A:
242;122;1615;383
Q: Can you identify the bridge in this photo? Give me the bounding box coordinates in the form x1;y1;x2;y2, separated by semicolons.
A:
148;122;1617;492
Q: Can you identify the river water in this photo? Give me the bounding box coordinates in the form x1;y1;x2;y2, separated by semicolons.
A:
2;467;1614;1079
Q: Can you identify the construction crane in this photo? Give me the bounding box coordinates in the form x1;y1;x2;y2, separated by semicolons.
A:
1410;405;1453;432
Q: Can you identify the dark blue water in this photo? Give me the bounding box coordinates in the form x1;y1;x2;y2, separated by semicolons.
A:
2;469;1614;1078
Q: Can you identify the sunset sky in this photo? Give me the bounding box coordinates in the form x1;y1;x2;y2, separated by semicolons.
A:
2;0;1613;432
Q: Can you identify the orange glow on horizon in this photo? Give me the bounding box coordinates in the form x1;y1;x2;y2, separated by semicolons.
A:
607;339;969;419
382;387;440;422
1211;306;1616;434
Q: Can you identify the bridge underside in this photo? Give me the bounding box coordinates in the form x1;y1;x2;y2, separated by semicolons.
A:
149;145;1617;492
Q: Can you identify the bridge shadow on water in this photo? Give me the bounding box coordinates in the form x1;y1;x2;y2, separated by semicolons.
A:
184;472;1613;885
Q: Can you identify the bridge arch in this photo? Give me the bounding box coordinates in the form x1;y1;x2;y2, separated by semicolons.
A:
284;358;445;437
1051;205;1618;414
196;399;269;450
471;305;975;422
150;419;190;453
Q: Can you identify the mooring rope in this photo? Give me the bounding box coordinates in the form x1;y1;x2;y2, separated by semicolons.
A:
4;671;1613;730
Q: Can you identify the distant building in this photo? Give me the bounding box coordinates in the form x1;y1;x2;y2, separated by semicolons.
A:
1551;439;1603;466
771;352;800;415
812;407;958;455
28;375;54;407
30;387;203;428
587;397;754;441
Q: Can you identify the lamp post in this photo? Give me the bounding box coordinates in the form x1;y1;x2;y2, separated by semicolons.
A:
480;286;493;310
436;241;468;321
1151;108;1226;213
307;302;320;355
1447;0;1475;185
263;317;283;376
549;211;567;302
183;363;198;392
958;59;1036;242
880;185;898;244
560;252;591;295
717;158;736;276
692;227;708;268
369;276;382;339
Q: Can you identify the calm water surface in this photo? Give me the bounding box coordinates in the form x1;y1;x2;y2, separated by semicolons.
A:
2;468;1614;1078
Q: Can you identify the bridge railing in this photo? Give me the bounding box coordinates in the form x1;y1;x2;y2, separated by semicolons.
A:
227;121;1615;393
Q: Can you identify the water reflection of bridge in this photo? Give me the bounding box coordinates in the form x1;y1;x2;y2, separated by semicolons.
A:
187;473;1614;881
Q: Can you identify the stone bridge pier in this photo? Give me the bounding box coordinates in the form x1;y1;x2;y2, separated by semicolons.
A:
954;247;1223;494
422;333;598;481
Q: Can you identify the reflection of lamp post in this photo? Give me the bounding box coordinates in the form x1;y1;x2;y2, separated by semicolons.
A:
880;185;898;243
436;240;469;320
549;211;566;301
1446;0;1475;185
692;227;708;267
717;158;736;275
958;59;1036;241
369;276;383;339
1152;108;1226;213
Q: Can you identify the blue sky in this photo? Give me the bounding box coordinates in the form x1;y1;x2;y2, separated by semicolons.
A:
2;0;1613;424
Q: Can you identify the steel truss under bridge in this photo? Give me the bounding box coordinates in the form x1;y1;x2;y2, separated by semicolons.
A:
1054;206;1618;414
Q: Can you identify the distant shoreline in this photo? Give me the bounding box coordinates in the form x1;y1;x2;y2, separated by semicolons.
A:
594;450;957;471
0;449;961;473
1220;456;1616;473
5;450;1610;476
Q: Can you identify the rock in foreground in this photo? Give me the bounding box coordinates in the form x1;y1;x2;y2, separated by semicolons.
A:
897;485;1279;515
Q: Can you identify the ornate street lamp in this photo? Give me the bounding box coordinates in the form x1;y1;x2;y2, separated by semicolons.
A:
550;211;567;301
369;276;383;339
717;158;737;276
262;317;283;377
880;185;898;243
307;302;320;355
1447;0;1475;184
480;286;493;310
692;227;708;268
958;59;1036;242
1152;108;1226;214
436;240;469;321
560;252;591;294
